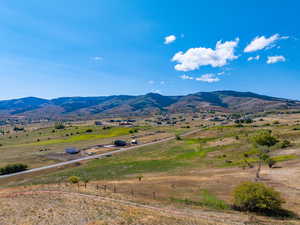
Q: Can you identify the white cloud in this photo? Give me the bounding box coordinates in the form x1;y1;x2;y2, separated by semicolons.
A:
148;80;155;84
217;71;225;75
281;36;290;40
244;34;289;53
180;74;194;80
172;38;239;71
160;81;165;85
151;89;161;94
267;55;286;64
195;73;220;83
92;56;103;61
164;35;176;44
247;55;260;61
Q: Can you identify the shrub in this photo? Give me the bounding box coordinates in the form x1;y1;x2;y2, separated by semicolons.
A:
279;140;291;149
85;129;93;133
68;176;80;184
55;122;65;129
0;163;28;175
234;182;284;213
129;128;139;133
175;134;182;140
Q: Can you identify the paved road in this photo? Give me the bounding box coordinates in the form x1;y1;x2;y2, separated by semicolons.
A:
0;129;200;179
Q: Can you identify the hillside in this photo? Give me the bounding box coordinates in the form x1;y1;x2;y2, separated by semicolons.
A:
0;91;299;120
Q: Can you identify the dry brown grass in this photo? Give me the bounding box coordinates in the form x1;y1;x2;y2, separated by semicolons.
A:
0;187;241;225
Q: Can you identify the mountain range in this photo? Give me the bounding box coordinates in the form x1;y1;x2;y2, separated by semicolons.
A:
0;91;299;120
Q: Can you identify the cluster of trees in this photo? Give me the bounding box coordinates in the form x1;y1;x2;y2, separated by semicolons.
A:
0;163;28;175
234;118;253;124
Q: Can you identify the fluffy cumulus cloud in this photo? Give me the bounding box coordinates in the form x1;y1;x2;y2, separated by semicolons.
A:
164;35;176;44
247;55;260;61
148;80;155;84
172;38;239;71
267;55;286;64
195;73;220;83
244;34;289;53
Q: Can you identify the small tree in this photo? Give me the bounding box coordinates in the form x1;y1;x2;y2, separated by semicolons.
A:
252;131;278;179
137;175;143;181
234;182;284;213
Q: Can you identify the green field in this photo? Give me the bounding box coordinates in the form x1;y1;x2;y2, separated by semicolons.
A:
0;120;197;169
0;125;147;168
25;124;300;185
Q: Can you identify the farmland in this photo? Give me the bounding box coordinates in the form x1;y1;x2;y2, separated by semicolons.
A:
1;111;300;224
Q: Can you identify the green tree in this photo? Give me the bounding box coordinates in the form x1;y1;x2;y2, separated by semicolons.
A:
234;182;284;213
252;131;278;179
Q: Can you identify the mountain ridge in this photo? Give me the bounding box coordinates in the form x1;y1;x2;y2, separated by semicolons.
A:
0;90;299;120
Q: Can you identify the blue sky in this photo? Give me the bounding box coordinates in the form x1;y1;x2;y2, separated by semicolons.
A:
0;0;299;100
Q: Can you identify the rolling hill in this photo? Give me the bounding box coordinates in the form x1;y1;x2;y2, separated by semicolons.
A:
0;91;299;120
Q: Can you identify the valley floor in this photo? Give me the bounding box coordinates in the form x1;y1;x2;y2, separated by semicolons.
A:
1;158;300;225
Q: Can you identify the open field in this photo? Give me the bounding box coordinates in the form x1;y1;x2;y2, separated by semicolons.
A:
0;117;197;169
1;111;300;224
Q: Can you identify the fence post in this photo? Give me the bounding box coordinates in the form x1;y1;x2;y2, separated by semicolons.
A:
113;185;117;193
152;192;156;199
131;189;134;196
